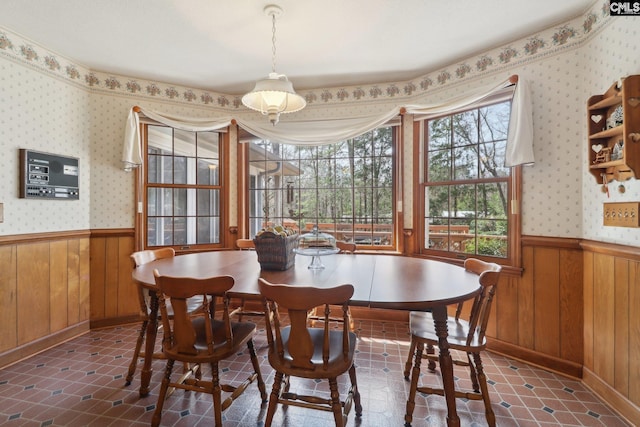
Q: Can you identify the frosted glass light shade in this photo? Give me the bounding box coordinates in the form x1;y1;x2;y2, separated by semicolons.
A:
242;72;306;125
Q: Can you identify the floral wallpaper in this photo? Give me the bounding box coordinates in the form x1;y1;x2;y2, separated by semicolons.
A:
1;0;640;247
0;60;91;233
581;11;640;246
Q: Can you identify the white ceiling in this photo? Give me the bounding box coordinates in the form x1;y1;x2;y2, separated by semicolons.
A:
1;0;593;95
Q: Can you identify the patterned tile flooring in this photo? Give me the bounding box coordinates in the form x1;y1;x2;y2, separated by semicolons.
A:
0;318;631;426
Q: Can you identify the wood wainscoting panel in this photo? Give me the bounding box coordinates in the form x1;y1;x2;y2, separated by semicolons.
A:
630;261;640;407
593;253;616;387
50;240;69;333
88;230;137;325
494;237;585;375
533;247;561;357
614;257;630;397
17;242;50;345
0;232;90;368
494;274;518;344
559;249;583;365
79;236;90;322
7;235;92;351
583;250;594;371
0;246;17;353
581;240;640;422
104;237;120;318
67;239;80;325
517;245;535;350
90;237;107;320
117;236;137;316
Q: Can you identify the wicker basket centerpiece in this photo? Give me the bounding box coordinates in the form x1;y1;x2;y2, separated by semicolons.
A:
253;225;299;270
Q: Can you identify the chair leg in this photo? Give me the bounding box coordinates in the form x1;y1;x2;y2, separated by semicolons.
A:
247;339;267;401
237;298;246;322
151;358;175;427
328;377;344;427
404;337;416;380
211;361;223;427
404;341;424;426
195;362;202;380
348;364;363;417
426;343;436;372
282;373;291;394
467;352;480;393
264;371;284;427
473;352;496;427
125;319;148;386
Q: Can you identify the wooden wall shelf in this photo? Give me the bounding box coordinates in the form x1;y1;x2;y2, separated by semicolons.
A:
588;75;640;183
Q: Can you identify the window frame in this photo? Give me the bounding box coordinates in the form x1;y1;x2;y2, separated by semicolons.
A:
141;123;227;252
416;94;522;268
241;125;400;251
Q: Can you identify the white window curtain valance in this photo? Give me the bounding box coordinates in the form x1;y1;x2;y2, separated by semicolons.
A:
405;75;534;167
122;76;533;170
122;107;233;170
122;106;400;170
234;107;401;146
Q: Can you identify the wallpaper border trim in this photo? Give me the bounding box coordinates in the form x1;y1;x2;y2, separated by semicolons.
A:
0;1;610;110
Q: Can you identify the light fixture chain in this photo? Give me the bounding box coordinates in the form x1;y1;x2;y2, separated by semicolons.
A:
241;4;306;125
271;12;277;74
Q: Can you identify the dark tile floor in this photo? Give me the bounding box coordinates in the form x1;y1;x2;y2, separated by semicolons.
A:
0;318;631;426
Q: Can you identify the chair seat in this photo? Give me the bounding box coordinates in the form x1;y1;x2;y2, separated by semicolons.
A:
269;327;357;379
164;318;257;363
408;311;486;350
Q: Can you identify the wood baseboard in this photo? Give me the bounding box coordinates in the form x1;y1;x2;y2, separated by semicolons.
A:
582;367;640;426
0;322;90;369
487;339;583;379
90;315;141;330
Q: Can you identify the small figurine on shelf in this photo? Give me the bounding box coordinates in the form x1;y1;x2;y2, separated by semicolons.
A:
592;144;611;163
611;140;623;161
606;105;624;129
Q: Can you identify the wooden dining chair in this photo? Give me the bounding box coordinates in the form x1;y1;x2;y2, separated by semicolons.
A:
403;258;502;427
232;238;266;321
126;248;209;388
258;278;362;427
235;238;255;250
335;240;356;253
126;248;190;385
151;270;267;427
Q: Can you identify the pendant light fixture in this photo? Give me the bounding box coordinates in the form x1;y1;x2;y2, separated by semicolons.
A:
242;4;306;125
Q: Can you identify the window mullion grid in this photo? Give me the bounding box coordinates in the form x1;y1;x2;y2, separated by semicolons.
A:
448;116;455;236
170;129;176;244
423;102;511;259
350;141;356;239
369;132;375;242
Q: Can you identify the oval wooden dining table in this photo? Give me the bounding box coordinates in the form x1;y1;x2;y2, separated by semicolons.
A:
132;250;482;427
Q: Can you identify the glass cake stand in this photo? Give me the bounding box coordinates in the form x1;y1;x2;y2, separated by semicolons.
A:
295;225;339;269
293;247;339;269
